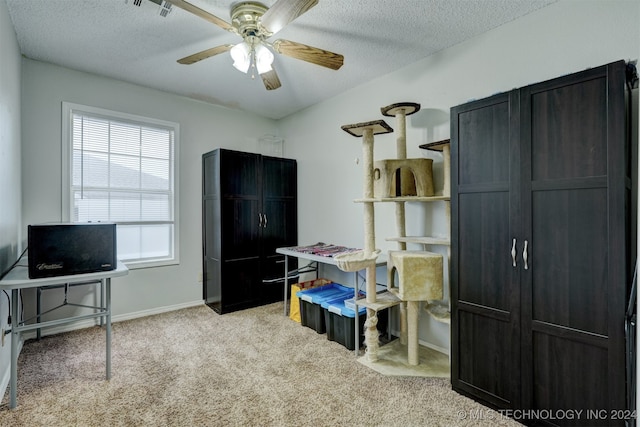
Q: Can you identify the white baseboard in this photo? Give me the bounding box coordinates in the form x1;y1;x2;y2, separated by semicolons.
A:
387;327;450;356
418;338;449;356
23;300;205;340
112;300;205;324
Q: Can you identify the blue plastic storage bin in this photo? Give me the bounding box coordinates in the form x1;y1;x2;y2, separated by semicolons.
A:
322;297;366;350
296;283;352;333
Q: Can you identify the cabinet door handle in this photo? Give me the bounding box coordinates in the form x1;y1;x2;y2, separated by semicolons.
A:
511;238;517;267
258;213;263;227
263;214;268;228
523;240;529;270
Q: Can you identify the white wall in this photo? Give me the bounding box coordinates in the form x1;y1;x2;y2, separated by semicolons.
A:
20;59;278;322
280;0;640;352
0;0;23;402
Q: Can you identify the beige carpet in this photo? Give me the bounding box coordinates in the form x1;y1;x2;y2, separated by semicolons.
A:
0;303;522;426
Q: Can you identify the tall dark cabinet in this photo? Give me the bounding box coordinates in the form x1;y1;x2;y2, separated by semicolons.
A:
451;60;636;426
203;148;297;314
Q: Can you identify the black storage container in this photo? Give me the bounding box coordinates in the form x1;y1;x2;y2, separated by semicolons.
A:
297;283;352;334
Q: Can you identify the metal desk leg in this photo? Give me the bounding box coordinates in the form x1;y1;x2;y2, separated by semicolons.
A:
283;255;289;316
36;287;41;340
105;278;111;380
99;279;104;328
10;289;19;409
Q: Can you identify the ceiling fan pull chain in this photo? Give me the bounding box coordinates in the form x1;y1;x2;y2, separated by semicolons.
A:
250;49;256;79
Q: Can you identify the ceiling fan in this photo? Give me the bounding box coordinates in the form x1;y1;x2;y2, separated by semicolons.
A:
165;0;344;90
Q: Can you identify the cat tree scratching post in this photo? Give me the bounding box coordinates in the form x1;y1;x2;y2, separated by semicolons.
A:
381;103;422;347
339;120;393;362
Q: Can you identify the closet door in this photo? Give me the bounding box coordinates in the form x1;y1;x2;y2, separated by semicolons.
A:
451;91;522;409
520;61;629;425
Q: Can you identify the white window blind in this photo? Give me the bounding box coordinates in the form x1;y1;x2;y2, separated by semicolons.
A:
63;103;179;267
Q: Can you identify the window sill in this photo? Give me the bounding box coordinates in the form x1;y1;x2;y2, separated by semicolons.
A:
123;258;179;270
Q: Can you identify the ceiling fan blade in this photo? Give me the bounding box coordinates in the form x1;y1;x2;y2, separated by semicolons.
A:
164;0;236;33
272;39;343;70
261;69;282;90
177;44;233;65
260;0;319;35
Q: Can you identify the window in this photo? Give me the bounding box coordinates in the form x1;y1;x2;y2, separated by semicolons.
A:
62;103;179;268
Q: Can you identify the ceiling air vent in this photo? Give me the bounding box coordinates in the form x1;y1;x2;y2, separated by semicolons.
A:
128;0;173;17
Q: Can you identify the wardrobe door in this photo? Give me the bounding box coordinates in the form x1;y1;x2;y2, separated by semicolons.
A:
451;91;521;409
520;61;629;425
260;156;298;303
220;150;261;260
219;149;262;312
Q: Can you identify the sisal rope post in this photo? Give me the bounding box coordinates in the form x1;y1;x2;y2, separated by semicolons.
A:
407;301;420;365
362;127;379;361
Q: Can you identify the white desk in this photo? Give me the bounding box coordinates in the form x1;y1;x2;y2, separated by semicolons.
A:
0;260;129;408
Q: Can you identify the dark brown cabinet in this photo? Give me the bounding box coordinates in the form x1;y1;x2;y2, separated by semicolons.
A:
451;60;636;426
202;148;297;314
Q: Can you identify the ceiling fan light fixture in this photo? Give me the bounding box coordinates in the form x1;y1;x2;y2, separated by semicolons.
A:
230;42;251;73
254;43;274;74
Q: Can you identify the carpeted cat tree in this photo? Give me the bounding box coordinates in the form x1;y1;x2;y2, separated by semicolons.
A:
338;102;445;370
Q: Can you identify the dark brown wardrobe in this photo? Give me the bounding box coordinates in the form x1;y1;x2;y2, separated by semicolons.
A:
202;148;297;314
450;60;636;426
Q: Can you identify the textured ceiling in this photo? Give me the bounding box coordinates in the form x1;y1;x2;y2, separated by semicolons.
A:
6;0;556;119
